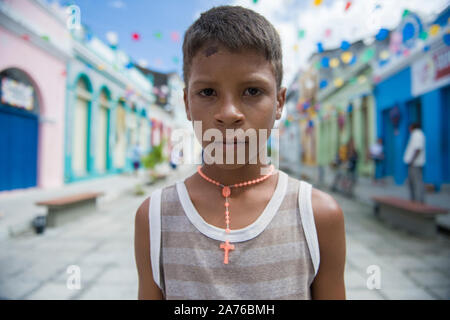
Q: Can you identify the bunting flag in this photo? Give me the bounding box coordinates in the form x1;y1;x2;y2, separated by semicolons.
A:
429;24;440;37
419;30;428;40
154;32;163;39
361;47;375;62
375;28;389;41
357;75;366;83
313;0;323;6
321;56;330;68
131;32;141;41
317;42;324;53
379;50;390;60
170;31;180;42
314;61;321;70
340;40;350;50
444;32;450;46
330;58;340;68
84;32;93;42
298;29;306;39
341;51;353;64
334;78;344;88
344;1;352;11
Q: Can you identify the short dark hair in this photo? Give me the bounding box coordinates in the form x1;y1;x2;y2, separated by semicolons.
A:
182;5;283;90
410;123;421;130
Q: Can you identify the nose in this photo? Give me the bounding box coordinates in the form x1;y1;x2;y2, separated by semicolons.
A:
214;96;244;128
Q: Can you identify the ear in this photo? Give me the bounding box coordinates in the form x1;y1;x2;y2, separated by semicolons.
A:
184;87;191;121
275;87;286;120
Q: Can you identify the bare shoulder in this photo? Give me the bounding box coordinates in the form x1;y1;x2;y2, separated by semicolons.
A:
311;188;344;227
135;197;150;226
309;188;346;299
134;196;164;300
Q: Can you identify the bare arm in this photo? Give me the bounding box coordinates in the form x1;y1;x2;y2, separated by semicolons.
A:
310;188;346;300
134;197;164;299
409;149;421;166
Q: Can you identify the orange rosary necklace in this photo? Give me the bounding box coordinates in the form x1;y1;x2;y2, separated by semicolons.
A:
197;164;275;264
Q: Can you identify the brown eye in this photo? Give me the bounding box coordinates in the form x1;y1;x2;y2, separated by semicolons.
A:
199;88;215;97
244;87;261;96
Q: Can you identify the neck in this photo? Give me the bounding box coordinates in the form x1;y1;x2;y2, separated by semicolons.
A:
200;163;276;186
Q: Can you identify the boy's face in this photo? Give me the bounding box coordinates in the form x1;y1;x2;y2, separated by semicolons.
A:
184;45;286;167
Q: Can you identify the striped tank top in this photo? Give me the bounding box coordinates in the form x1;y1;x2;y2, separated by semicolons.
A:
148;170;320;300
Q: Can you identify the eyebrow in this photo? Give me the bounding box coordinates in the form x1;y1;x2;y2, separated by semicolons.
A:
191;75;272;87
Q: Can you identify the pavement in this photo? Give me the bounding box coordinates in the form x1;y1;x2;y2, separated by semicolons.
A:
0;163;449;300
0;164;197;300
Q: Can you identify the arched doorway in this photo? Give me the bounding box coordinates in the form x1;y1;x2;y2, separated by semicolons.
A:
0;68;40;191
114;99;127;170
73;76;92;177
96;88;110;173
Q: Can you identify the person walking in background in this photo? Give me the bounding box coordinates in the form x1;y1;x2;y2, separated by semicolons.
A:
131;142;142;177
403;123;426;203
331;144;347;192
369;138;384;185
345;138;358;196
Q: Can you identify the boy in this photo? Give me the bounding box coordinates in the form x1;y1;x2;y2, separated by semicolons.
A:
135;5;346;300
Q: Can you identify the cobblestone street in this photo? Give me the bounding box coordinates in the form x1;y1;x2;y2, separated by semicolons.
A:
0;168;449;300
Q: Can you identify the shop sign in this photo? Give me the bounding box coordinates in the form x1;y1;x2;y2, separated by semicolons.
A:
1;77;34;110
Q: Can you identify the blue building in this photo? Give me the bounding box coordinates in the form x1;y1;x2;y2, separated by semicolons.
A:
373;10;450;189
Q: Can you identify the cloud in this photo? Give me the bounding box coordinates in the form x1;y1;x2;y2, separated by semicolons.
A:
109;0;126;9
231;0;448;87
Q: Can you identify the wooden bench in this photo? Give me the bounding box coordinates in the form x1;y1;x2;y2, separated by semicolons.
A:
372;196;448;237
36;192;104;227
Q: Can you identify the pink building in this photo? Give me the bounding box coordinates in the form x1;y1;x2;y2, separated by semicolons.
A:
0;0;71;192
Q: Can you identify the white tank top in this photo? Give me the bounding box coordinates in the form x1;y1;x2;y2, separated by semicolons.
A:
148;170;320;299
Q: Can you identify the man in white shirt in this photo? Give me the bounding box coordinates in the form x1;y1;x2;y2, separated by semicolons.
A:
403;123;426;203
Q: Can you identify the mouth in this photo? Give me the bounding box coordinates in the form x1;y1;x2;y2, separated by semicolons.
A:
219;140;248;145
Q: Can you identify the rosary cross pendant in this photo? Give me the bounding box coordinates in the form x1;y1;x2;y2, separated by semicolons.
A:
220;240;235;264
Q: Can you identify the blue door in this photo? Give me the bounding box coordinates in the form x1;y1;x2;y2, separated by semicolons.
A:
0;104;38;191
382;109;395;177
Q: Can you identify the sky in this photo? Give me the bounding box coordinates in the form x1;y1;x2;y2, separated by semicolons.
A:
52;0;449;87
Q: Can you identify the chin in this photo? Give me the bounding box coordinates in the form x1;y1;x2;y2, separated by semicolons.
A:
213;163;248;170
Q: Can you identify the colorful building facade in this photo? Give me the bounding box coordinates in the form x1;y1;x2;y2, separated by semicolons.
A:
0;0;71;191
373;10;450;188
0;0;180;192
64;28;162;182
